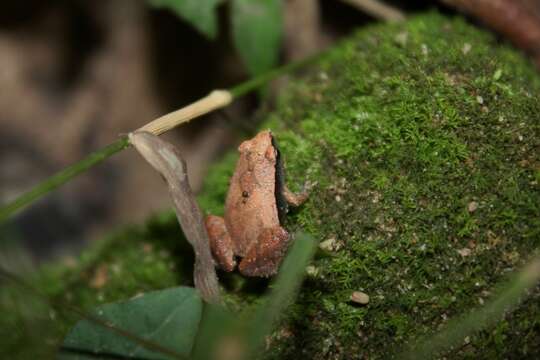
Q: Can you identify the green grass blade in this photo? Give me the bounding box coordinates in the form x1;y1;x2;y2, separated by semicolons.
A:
403;255;540;359
229;48;332;98
192;232;317;360
245;232;317;355
0;137;129;223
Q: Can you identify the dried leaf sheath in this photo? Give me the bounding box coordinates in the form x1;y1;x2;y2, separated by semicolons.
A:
129;131;220;303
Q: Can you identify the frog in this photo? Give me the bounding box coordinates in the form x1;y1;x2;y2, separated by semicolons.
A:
204;130;308;277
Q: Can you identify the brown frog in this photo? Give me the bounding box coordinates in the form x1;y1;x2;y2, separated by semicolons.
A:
205;130;308;277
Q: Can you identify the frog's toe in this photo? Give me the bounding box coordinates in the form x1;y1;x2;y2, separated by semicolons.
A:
239;227;290;277
205;215;236;272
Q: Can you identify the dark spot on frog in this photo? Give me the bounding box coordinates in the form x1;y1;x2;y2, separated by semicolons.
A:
242;191;250;204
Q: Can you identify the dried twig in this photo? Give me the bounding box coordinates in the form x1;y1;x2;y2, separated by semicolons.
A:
441;0;540;68
340;0;406;22
129;131;220;304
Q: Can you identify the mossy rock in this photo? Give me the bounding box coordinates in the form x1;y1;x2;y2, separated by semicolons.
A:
2;11;540;359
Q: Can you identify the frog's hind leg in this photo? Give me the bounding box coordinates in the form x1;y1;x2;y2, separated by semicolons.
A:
205;215;236;272
239;226;290;277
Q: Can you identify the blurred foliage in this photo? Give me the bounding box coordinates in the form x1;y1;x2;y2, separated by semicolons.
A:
231;0;283;76
148;0;223;38
147;0;283;76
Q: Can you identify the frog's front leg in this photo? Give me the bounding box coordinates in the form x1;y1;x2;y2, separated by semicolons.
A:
283;185;310;207
205;215;236;272
239;226;290;277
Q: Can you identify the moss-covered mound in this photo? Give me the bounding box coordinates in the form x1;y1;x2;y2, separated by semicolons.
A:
2;11;540;359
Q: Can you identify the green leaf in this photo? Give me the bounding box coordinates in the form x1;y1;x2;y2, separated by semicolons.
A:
148;0;222;39
232;0;283;76
60;287;202;359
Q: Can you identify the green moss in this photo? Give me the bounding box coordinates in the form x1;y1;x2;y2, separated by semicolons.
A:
2;11;540;358
259;13;540;359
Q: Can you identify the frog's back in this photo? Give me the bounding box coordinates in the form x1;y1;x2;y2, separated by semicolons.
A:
224;131;280;257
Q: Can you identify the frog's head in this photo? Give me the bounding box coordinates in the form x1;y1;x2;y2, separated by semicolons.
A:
238;129;274;159
238;130;272;156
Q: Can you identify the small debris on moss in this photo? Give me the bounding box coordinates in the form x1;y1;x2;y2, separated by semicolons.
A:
350;291;370;305
468;201;479;213
306;265;320;277
457;248;472;257
319;237;341;252
89;264;108;289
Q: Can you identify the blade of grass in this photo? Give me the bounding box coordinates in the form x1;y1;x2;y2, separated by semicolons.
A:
403;254;540;359
245;232;317;355
0;48;332;224
191;232;317;360
0;137;130;223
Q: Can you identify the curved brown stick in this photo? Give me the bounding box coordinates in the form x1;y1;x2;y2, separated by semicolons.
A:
129;131;220;304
